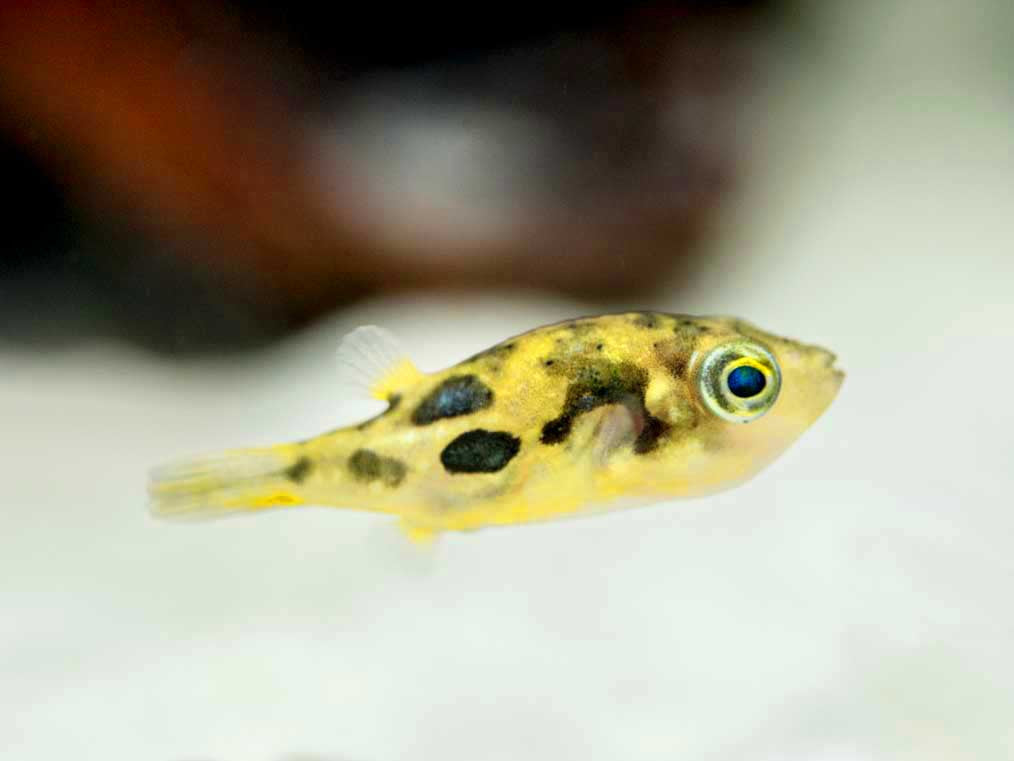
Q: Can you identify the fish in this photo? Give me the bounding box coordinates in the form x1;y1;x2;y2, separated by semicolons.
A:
147;311;844;540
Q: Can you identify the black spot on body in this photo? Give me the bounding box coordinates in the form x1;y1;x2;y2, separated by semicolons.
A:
539;417;571;445
348;449;407;486
440;429;521;474
284;456;313;483
411;375;493;425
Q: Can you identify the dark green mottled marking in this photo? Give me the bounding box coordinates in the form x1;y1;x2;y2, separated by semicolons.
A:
464;341;516;364
284;456;314;483
356;394;402;431
665;356;687;377
540;359;670;453
412;375;493;425
633;416;668;454
552;319;597;340
348;449;406;487
631;312;659;329
654;336;695;379
440;429;521;474
675;318;709;334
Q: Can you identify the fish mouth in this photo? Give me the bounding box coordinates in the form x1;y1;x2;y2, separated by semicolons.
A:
827;353;845;377
830;368;846;390
825;355;846;390
814;346;842;370
812;348;845;389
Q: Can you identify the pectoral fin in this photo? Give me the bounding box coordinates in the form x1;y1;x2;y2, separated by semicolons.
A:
590;403;645;465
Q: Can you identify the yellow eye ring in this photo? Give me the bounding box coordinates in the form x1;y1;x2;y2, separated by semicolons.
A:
696;340;781;423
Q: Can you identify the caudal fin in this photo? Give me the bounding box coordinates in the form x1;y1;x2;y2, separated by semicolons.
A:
147;445;308;520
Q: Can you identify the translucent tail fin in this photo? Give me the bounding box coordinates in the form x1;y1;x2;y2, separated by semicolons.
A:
147;445;308;521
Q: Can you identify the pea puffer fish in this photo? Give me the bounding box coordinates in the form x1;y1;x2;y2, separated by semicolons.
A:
148;312;843;539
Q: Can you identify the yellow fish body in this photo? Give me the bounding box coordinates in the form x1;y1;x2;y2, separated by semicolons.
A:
148;312;843;538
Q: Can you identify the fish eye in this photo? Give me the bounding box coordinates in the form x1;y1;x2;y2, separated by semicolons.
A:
727;365;766;398
696;340;781;423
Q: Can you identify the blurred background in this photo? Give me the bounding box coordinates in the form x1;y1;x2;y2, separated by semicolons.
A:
0;0;773;353
2;1;1012;760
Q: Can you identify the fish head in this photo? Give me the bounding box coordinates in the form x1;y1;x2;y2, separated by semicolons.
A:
656;316;845;495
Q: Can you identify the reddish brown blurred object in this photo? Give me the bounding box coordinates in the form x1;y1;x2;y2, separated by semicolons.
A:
0;1;774;345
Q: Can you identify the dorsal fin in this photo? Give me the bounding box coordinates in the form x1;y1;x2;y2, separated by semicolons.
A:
335;324;423;401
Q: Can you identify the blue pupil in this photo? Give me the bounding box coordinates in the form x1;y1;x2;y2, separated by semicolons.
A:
727;365;766;398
